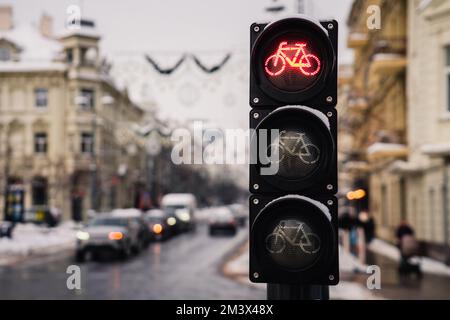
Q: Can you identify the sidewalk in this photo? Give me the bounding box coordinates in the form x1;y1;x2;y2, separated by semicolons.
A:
364;239;450;299
0;222;77;266
222;241;381;300
223;238;450;300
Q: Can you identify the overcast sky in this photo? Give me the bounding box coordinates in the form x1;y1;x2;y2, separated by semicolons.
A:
2;0;354;129
2;0;353;63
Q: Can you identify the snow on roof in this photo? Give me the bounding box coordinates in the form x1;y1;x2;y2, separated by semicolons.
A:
161;193;196;206
58;27;101;40
343;161;369;172
111;208;142;218
367;142;408;156
348;32;368;42
388;160;422;174
0;23;62;62
421;143;450;157
0;61;66;72
372;53;405;62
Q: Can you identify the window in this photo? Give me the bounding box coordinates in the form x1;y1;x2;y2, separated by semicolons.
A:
0;47;10;61
381;184;388;225
35;88;48;108
81;132;94;154
80;47;88;65
79;88;95;110
446;46;450;113
66;48;73;64
32;177;48;206
429;188;435;241
34;133;47;153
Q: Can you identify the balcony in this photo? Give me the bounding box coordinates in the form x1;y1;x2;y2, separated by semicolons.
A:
348;96;369;112
343;161;370;174
370;37;407;75
367;142;408;162
347;31;369;49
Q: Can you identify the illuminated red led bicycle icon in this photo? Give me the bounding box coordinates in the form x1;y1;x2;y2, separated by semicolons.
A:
264;42;321;77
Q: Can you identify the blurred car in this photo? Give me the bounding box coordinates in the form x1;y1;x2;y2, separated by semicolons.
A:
111;208;152;251
208;207;237;236
162;193;197;233
144;209;173;241
0;221;14;238
228;204;247;227
75;215;141;261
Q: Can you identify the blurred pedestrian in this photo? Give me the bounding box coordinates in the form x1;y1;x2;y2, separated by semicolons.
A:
395;220;422;279
358;211;375;244
338;209;359;254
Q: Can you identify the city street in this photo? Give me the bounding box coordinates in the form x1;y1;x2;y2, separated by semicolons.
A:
0;225;265;300
1;0;450;304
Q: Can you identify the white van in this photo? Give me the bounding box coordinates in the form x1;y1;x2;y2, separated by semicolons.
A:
161;193;197;232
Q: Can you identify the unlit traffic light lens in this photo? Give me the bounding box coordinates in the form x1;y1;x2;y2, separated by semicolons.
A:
265;218;321;270
255;107;334;192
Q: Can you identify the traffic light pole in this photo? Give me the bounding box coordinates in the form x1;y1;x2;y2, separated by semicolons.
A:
267;284;329;300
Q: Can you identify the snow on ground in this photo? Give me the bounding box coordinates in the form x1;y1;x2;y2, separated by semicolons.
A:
0;222;77;266
369;239;450;277
223;243;380;300
339;246;367;273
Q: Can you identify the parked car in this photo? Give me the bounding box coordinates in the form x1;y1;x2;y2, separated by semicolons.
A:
144;209;172;241
228;204;247;227
0;221;14;238
208;207;237;236
111;209;152;251
75;215;141;261
161;194;197;233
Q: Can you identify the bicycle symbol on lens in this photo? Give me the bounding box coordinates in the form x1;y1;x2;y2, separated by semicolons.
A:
265;42;321;77
267;130;320;165
265;220;321;255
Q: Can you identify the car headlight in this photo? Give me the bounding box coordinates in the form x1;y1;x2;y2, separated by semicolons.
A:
177;212;191;222
167;217;177;226
76;231;90;241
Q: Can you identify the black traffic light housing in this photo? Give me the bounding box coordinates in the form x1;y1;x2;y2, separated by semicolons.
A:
249;106;337;195
250;18;338;108
249;194;339;285
248;16;339;287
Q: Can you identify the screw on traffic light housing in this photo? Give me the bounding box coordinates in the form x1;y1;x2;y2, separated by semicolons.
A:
249;106;337;195
248;16;339;288
249;195;339;285
250;17;338;108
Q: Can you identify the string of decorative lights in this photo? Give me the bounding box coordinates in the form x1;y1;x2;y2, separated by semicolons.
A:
145;54;186;75
144;53;232;75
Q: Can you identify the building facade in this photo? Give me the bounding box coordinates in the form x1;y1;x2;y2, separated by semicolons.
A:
404;0;450;262
345;0;450;263
346;0;408;240
0;8;148;222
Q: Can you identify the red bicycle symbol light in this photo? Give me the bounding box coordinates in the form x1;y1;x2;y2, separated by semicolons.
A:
265;41;321;77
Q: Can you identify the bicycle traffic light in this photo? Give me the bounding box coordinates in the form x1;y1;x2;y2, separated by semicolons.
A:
250;17;337;108
249;16;339;286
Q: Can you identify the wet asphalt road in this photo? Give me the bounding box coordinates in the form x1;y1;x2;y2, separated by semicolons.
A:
0;225;265;300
